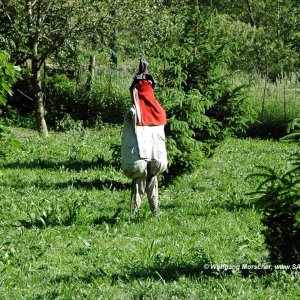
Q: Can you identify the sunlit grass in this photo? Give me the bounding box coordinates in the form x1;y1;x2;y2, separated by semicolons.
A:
246;73;300;138
0;127;299;299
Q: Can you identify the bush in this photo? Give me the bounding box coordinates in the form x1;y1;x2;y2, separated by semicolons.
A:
247;118;300;265
90;79;129;124
45;73;130;128
0;50;21;156
46;74;78;127
9;68;34;116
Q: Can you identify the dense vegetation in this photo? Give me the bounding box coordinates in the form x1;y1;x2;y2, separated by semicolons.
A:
248;119;300;265
0;1;300;298
1;1;300;135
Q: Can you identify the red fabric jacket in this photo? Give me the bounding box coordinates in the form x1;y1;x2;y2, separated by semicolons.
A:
133;80;166;126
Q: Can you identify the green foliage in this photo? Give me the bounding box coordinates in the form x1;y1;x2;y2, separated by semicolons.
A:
245;73;300;139
285;118;300;142
45;74;77;126
248;118;300;265
248;165;300;265
152;7;254;180
55;114;84;132
0;124;22;157
22;198;84;228
2;0;300;81
45;73;129;128
0;50;20;105
90;77;129;124
209;0;300;78
0;0;111;134
0;0;110;65
0;50;21;156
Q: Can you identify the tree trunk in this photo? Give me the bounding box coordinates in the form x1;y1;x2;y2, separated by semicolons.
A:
277;0;281;37
32;59;48;136
27;0;48;136
244;0;255;27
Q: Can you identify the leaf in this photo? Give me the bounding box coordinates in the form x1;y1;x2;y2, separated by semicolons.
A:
9;139;22;150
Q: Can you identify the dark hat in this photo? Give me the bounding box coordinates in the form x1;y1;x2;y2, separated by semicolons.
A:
130;58;157;89
138;58;149;74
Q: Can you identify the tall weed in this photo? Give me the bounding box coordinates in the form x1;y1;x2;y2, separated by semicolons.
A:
21;197;84;228
245;73;300;138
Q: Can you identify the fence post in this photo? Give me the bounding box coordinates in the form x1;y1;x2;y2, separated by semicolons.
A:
261;74;268;123
283;83;287;124
85;56;96;126
86;55;96;92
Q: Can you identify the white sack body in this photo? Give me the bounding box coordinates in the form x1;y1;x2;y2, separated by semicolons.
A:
121;107;168;179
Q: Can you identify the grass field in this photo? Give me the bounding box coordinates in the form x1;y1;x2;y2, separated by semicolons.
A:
245;73;300;138
0;126;299;299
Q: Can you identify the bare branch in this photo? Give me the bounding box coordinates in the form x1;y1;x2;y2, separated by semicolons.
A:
16;89;34;102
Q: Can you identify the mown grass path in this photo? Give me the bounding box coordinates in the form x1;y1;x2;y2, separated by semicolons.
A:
0;127;299;299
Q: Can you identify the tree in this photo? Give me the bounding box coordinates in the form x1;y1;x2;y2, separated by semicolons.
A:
208;0;300;77
0;0;109;136
244;0;255;26
149;5;254;181
248;118;300;265
96;0;175;60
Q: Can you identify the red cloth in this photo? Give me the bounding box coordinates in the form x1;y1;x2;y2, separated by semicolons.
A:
133;80;167;126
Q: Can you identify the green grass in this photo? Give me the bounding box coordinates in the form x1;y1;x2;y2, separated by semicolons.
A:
0;126;300;299
246;73;300;138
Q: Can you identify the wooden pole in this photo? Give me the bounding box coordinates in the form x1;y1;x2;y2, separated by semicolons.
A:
283;83;287;124
261;74;268;123
86;55;95;92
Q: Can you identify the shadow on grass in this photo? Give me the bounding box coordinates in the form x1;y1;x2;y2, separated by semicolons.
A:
55;178;130;191
245;121;287;140
212;199;255;212
1;178;130;191
114;261;273;283
93;207;123;225
2;156;117;171
186;200;255;218
51;250;274;286
159;203;177;210
52;267;107;285
52;260;273;286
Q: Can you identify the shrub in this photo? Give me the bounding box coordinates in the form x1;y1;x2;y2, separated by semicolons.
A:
0;124;21;158
0;51;19;104
9;68;34;116
45;74;78;127
90;79;129;124
247;118;300;265
0;50;21;156
45;73;130;128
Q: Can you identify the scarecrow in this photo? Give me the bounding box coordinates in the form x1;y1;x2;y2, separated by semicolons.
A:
121;58;167;216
